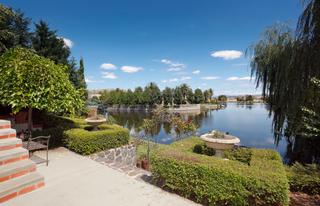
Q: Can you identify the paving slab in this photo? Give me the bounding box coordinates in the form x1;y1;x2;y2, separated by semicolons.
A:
2;147;200;206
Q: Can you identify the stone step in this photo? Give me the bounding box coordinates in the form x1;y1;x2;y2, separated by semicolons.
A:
0;159;36;183
0;120;11;130
0;138;22;151
0;172;44;203
0;129;16;139
0;147;28;166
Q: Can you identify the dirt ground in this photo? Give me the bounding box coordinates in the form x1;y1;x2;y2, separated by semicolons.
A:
289;192;320;206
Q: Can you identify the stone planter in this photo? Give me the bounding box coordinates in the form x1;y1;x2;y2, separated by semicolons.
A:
200;130;240;157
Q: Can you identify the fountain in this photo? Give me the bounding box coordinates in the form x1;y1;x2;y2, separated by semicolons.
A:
85;106;106;130
200;130;240;157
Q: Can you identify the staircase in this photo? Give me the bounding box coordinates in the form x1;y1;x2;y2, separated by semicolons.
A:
0;120;44;203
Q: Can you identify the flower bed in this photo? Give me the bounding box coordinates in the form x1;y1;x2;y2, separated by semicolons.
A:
151;137;289;206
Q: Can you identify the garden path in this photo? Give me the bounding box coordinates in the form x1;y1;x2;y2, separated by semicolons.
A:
2;147;200;206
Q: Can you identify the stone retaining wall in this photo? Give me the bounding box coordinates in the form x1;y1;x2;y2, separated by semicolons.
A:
89;144;136;167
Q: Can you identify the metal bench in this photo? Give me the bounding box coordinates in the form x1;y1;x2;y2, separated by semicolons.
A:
23;136;50;166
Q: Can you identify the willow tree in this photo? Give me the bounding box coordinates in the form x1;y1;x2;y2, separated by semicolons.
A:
0;47;84;134
249;0;320;162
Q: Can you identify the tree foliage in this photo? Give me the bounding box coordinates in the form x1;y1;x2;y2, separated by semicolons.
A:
99;83;214;107
143;82;162;106
31;20;70;65
162;87;173;107
0;4;31;54
0;48;84;114
194;88;204;104
249;0;320;163
218;95;227;102
0;4;87;96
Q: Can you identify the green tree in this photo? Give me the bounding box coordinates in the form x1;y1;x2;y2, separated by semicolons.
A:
208;88;214;102
134;87;145;105
300;78;320;138
162;87;173;107
203;90;210;103
186;89;194;104
173;87;183;105
143;82;161;106
194;88;204;104
245;95;254;102
179;83;192;104
0;4;31;54
31;20;70;65
218;95;227;102
0;48;83;134
249;0;320;162
78;57;87;100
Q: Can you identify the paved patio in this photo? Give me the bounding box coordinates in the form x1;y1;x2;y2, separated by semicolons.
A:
2;147;199;206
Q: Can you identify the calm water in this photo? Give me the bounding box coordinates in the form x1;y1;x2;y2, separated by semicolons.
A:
109;103;288;158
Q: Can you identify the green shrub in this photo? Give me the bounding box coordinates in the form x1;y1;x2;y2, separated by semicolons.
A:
151;137;289;206
224;148;252;165
193;143;215;156
33;115;84;148
64;124;129;155
286;162;320;195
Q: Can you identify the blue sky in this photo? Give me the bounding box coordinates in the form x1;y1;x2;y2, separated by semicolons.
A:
3;0;301;95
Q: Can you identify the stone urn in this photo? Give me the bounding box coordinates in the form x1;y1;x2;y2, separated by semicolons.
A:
85;117;106;130
200;130;240;157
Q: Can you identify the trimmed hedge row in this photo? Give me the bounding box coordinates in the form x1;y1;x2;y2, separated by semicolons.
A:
286;163;320;195
64;124;129;155
151;137;289;206
33;114;129;155
33;115;86;148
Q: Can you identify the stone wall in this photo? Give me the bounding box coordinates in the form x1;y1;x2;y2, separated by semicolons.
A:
89;144;136;167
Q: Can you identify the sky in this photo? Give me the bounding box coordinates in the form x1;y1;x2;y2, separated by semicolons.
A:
3;0;302;95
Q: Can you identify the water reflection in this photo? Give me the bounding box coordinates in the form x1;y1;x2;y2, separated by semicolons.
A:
110;104;279;141
108;103;317;163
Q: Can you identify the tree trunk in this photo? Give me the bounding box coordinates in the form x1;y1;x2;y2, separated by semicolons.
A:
28;107;32;138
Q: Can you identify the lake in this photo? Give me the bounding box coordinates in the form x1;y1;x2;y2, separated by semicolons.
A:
109;103;289;159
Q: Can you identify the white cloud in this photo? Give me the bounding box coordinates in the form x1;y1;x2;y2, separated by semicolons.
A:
226;76;251;81
162;76;191;83
100;63;117;70
161;59;186;71
102;72;117;79
121;66;143;73
201;76;220;80
180;76;191;81
61;37;73;48
169;78;179;82
211;50;243;60
85;77;103;83
192;70;200;74
167;67;183;72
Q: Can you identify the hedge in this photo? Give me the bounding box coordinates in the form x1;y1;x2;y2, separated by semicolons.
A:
151;137;289;206
64;124;129;155
286;162;320;195
33;115;86;148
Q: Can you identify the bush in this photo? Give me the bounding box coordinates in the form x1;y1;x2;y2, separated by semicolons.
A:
224;148;252;165
286;162;320;195
193;143;215;156
151;137;289;206
33;114;83;148
64;124;129;155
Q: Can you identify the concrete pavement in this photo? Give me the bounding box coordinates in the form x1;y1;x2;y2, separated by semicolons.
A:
2;147;200;206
